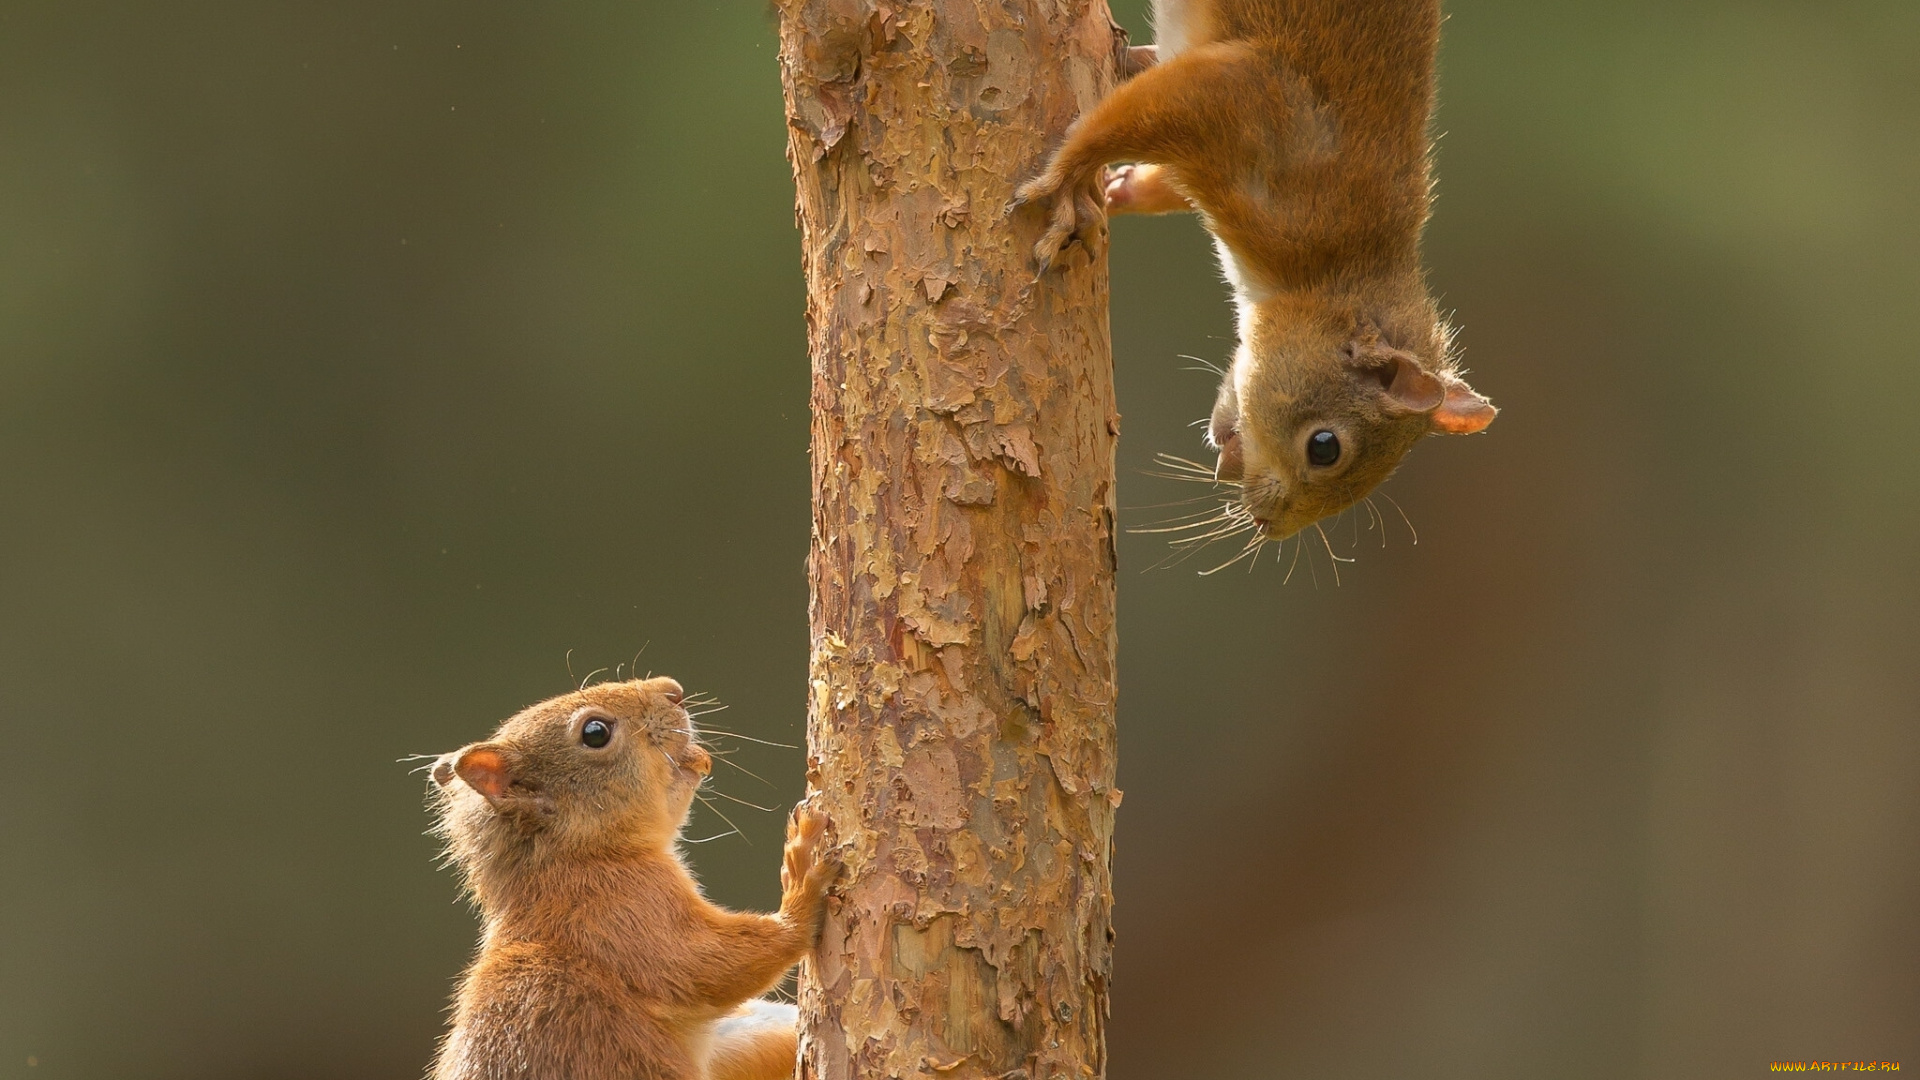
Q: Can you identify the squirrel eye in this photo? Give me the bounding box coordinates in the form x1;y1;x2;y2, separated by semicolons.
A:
580;718;613;749
1307;429;1341;467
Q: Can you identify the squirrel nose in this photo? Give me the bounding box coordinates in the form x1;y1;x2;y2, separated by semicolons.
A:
431;756;456;787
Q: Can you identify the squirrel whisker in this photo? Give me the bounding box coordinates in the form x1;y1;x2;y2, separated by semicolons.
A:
1283;533;1306;584
1167;519;1257;548
1197;534;1267;576
680;831;744;845
683;728;799;750
710;754;775;788
1143;471;1230;485
691;792;752;847
1159;521;1259;572
701;789;779;813
1123;492;1235;512
1176;354;1229;377
1153;453;1223;475
1380;492;1420;545
1131;511;1240;535
1314;523;1354;587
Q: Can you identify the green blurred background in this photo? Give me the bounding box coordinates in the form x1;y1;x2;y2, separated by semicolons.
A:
3;0;1915;1076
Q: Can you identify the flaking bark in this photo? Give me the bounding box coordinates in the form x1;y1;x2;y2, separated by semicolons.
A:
775;2;1125;1077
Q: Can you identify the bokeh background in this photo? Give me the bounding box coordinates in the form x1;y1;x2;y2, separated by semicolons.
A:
3;0;1916;1076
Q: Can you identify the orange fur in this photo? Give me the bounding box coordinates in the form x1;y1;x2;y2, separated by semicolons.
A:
428;677;837;1080
708;1001;801;1080
1020;0;1496;543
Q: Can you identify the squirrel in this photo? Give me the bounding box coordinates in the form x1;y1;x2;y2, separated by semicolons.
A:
427;676;839;1080
1017;0;1497;543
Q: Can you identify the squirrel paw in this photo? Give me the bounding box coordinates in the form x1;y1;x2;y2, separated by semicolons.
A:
1105;163;1190;216
780;806;842;919
1012;168;1105;272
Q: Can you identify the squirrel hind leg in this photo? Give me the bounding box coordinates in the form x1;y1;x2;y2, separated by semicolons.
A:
708;1000;799;1080
1017;42;1265;270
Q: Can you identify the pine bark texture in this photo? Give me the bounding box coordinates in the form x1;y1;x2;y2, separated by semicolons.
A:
775;2;1125;1078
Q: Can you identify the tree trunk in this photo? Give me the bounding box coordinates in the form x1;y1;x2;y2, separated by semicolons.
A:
775;2;1124;1077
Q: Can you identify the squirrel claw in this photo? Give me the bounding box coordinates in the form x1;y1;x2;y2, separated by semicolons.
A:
1016;170;1103;272
781;806;834;898
780;806;842;934
803;846;844;897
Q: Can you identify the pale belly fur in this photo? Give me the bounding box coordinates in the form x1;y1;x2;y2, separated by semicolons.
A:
1152;0;1195;58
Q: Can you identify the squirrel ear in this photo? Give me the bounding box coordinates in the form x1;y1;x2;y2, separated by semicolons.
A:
454;746;514;802
1358;349;1445;413
1351;346;1497;432
1430;375;1497;434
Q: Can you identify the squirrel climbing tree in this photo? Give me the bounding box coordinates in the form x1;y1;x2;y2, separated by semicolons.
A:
775;1;1125;1076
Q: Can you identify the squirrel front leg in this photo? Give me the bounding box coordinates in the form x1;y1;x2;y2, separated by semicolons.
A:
1015;41;1270;267
685;808;841;1009
699;813;837;1079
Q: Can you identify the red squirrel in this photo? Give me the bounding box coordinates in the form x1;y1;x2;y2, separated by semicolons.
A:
1018;0;1496;544
428;676;838;1080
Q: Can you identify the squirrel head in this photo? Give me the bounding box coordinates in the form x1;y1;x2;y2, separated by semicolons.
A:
430;677;710;893
1211;288;1494;541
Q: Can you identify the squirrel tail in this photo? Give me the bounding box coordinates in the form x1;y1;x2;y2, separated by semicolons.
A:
709;999;799;1080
